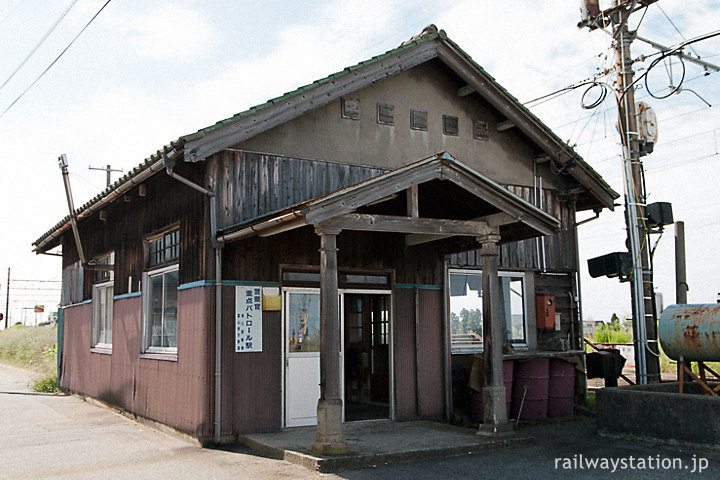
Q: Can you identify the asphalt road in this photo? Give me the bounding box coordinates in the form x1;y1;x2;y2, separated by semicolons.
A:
0;365;325;480
2;364;717;479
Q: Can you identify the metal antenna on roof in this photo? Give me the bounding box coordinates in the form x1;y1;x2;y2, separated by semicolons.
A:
89;164;123;188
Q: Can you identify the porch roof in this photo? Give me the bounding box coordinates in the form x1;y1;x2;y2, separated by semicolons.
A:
217;152;560;248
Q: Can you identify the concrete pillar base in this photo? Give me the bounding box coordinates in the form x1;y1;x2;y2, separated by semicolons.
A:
476;385;512;437
476;422;514;437
311;399;349;455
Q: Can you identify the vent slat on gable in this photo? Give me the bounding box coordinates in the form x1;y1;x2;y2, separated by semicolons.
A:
377;103;395;126
410;109;428;131
443;115;459;136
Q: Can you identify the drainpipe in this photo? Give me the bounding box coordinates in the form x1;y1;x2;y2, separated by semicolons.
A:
214;243;223;444
162;154;222;444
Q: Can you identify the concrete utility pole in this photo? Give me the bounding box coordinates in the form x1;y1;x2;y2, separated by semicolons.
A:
89;164;123;187
675;221;688;305
611;0;661;384
580;0;661;384
5;268;10;329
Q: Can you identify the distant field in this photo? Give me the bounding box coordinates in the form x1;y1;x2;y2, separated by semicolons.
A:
0;324;57;392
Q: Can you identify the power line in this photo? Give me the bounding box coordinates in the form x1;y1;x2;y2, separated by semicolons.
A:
657;4;701;59
0;0;113;119
0;0;79;93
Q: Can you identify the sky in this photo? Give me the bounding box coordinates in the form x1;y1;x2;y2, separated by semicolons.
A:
0;0;718;327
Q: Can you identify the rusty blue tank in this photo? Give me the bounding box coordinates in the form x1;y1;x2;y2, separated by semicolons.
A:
659;304;720;362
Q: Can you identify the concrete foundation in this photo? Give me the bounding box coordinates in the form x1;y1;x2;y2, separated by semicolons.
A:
596;382;720;450
477;386;513;437
312;399;349;455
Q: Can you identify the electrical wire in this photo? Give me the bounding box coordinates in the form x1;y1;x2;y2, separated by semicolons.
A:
657;4;701;59
581;82;609;109
644;53;686;99
0;0;79;93
617;29;720;106
0;0;112;119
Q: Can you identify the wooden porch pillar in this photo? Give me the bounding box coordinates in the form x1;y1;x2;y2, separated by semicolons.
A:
312;225;349;454
477;233;513;436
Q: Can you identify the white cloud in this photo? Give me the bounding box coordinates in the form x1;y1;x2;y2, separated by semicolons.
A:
127;4;216;61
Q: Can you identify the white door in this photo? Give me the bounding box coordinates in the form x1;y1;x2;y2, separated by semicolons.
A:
284;289;321;427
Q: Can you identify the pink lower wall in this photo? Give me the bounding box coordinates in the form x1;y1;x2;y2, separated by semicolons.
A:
60;288;213;437
60;284;447;436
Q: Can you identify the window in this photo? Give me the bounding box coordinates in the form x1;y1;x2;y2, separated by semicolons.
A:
92;253;114;349
286;291;321;353
148;229;180;267
449;269;527;352
142;228;180;355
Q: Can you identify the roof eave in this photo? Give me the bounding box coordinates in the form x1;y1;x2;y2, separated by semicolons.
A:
434;39;618;210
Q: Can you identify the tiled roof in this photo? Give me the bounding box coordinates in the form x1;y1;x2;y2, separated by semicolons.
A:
33;25;617;252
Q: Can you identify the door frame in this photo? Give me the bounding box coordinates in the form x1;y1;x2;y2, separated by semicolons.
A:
339;288;394;422
281;287;394;427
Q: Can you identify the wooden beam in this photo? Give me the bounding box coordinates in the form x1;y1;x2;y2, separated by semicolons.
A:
407;185;419;218
405;212;516;246
304;165;441;224
320;213;496;237
457;85;475;97
496;120;515;131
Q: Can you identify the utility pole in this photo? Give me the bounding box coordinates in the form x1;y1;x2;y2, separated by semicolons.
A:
580;0;661;384
89;164;123;187
5;268;10;329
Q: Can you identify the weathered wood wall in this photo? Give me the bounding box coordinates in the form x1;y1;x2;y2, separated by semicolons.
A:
60;161;207;304
448;185;575;272
206;150;388;231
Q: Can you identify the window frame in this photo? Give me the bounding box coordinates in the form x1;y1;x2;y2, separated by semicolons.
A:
448;268;529;354
91;281;114;351
91;252;114;352
146;226;180;269
142;263;180;356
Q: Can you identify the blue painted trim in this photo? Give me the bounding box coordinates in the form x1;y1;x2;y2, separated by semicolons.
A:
178;280;214;290
114;292;141;300
395;283;443;290
223;280;281;288
63;299;92;308
177;280;282;291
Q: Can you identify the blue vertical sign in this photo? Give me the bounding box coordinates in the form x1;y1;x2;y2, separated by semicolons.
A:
235;286;262;352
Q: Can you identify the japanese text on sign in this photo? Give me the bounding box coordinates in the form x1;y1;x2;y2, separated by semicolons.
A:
235;286;262;352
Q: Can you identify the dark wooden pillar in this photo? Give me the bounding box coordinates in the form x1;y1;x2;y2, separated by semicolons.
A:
477;233;512;436
312;225;348;454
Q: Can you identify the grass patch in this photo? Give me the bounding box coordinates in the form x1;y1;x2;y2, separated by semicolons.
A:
0;324;58;392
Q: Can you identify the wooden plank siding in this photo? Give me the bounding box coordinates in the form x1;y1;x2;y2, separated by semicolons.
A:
206;151;387;231
448;185;575;272
60;162;208;303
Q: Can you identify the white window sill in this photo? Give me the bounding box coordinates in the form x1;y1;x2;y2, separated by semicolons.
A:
90;345;112;355
140;352;178;362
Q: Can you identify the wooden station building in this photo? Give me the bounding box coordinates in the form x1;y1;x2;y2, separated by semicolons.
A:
33;26;617;449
